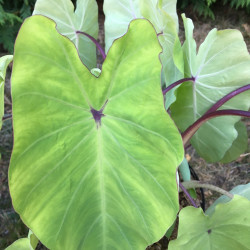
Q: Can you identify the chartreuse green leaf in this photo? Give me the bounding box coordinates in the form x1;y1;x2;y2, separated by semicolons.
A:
28;230;39;250
5;230;38;250
0;55;12;130
169;195;250;250
33;0;98;69
206;183;250;215
171;14;250;162
5;238;30;250
9;16;183;249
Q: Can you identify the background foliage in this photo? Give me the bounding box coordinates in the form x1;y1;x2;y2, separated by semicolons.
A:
178;0;250;19
0;0;250;53
0;0;36;52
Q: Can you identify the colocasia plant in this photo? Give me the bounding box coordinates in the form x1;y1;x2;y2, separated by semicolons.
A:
1;0;250;249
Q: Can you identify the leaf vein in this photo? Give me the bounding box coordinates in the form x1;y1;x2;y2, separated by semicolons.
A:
103;123;176;209
23;128;95;204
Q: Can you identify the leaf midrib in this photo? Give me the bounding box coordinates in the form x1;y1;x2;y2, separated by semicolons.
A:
97;128;107;249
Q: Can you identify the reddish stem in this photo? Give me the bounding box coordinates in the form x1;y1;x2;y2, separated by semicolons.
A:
76;31;106;60
182;109;250;146
179;182;198;208
205;84;250;114
162;77;195;95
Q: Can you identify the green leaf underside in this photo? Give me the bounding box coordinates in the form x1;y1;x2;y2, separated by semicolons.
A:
10;16;183;250
152;11;183;108
220;121;248;163
169;195;250;250
33;0;98;69
0;55;13;129
206;183;250;215
104;0;183;108
171;14;250;162
104;0;178;52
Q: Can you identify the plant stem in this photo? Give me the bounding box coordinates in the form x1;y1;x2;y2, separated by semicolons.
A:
189;165;205;211
162;77;195;95
182;109;250;145
205;84;250;114
179;182;198;208
76;31;106;60
181;181;234;199
2;114;12;121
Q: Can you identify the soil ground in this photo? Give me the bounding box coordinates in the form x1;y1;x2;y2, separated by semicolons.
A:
0;4;249;250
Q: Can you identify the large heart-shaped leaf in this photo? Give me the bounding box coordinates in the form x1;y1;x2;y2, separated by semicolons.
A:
0;55;12;130
33;0;98;69
9;16;183;249
169;195;250;250
171;14;250;162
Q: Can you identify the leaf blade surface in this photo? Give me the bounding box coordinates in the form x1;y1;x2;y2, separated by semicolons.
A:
10;16;183;250
169;195;250;250
171;14;250;162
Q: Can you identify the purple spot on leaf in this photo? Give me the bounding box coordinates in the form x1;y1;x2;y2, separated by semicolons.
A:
90;100;108;128
91;108;104;127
